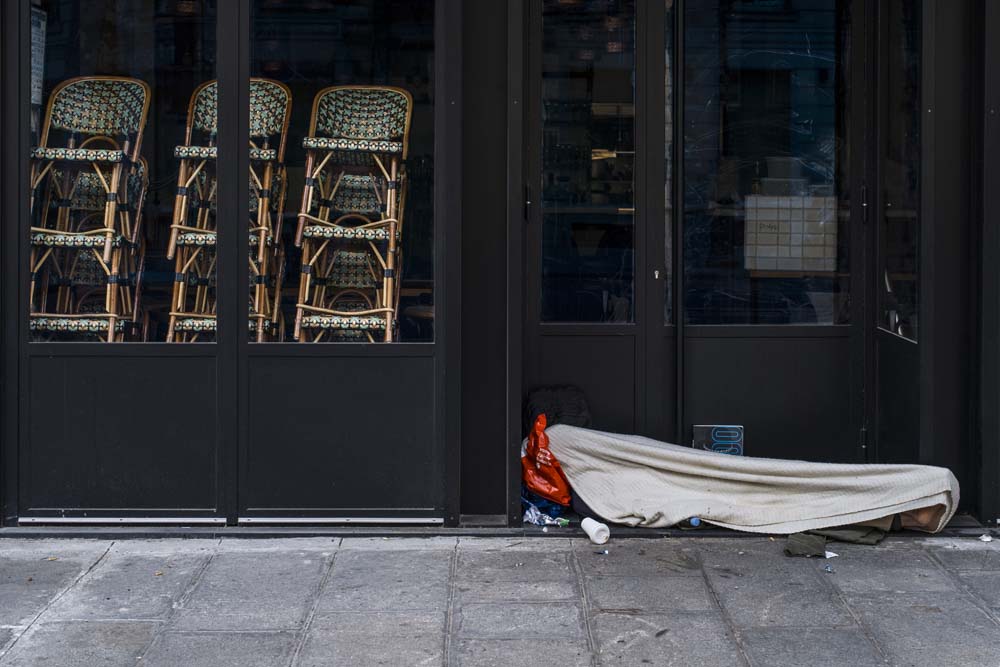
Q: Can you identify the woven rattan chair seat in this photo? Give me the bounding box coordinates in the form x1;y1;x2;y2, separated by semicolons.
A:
301;225;394;241
31;147;127;163
301;136;403;154
299;314;387;331
31;232;122;248
173;231;275;247
30;316;128;333
173;146;279;161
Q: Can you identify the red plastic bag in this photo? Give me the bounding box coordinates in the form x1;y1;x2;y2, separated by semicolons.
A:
522;414;572;506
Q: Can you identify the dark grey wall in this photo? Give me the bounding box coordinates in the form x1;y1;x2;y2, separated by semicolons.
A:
919;0;976;509
459;0;508;517
978;0;999;526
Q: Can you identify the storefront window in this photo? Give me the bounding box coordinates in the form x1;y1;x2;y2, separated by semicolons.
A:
683;0;852;325
251;0;434;343
540;0;636;323
28;0;217;342
879;1;921;341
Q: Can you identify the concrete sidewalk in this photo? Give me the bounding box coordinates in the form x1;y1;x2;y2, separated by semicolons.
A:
1;535;999;666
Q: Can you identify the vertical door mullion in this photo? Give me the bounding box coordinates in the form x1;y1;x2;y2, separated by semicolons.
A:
525;0;542;352
634;0;649;433
506;0;527;525
216;0;248;523
851;0;874;463
642;0;667;437
439;0;463;525
673;0;685;445
1;0;28;524
866;0;887;464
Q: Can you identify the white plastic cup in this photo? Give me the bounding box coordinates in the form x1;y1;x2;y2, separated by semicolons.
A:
581;517;610;545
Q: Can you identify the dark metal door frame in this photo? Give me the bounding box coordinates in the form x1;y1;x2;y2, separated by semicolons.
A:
980;0;1000;526
0;0;462;527
510;0;876;521
234;0;461;526
522;0;655;433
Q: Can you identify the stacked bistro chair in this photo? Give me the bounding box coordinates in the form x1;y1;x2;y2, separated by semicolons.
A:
166;78;292;342
28;76;151;342
294;85;412;342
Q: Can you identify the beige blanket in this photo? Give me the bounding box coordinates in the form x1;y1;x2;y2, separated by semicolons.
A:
545;424;959;534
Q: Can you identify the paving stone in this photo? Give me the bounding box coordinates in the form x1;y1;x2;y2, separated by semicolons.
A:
846;592;1000;666
0;555;91;627
110;539;220;555
455;578;577;603
0;628;12;651
217;537;338;553
740;628;883;667
926;542;1000;570
586;576;715;612
46;553;208;621
957;571;1000;609
452;639;591;667
455;603;585;640
591;611;742;666
456;550;573;582
298;612;445;667
172;551;328;631
0;540;113;558
0;620;157;667
317;550;450;612
575;540;703;577
141;631;295;667
298;634;444;667
340;537;456;550
704;566;855;628
458;537;574;551
698;540;807;574
309;609;446;635
819;544;955;594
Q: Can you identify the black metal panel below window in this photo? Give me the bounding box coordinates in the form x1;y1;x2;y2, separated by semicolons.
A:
242;355;439;515
23;356;219;513
684;335;855;462
529;334;637;435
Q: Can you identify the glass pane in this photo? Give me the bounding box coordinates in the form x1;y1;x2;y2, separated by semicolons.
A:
251;0;435;343
879;1;921;340
29;0;217;342
541;0;636;323
683;0;851;325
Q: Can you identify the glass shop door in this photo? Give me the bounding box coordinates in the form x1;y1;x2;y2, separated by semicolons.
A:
237;0;450;523
14;0;454;524
525;0;872;462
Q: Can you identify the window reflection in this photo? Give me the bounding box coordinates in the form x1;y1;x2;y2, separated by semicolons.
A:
252;0;434;343
29;0;217;342
683;0;851;325
541;0;636;323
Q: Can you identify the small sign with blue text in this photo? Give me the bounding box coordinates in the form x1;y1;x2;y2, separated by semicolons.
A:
693;425;744;456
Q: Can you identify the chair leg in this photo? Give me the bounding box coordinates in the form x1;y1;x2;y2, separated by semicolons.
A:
168;159;190;260
103;163;124;264
294;241;311;341
295;153;315;247
257;162;273;265
167;249;187;342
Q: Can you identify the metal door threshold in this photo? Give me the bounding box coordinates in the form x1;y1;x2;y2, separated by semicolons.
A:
18;517;227;525
238;517;444;525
